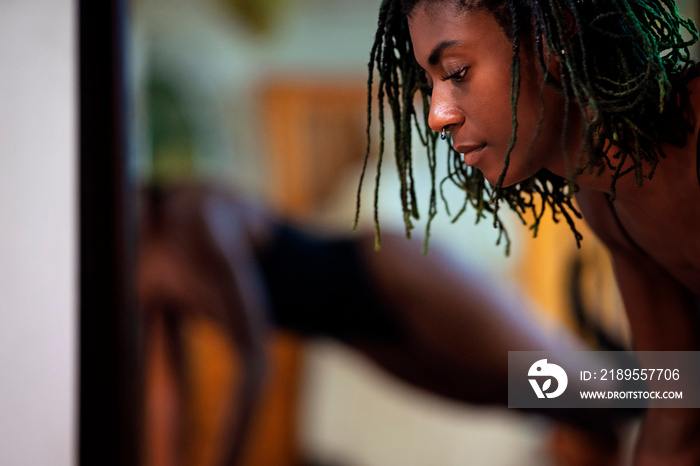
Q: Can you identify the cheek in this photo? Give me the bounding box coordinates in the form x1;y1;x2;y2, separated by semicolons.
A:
483;85;545;184
515;70;566;163
467;74;514;137
514;57;553;136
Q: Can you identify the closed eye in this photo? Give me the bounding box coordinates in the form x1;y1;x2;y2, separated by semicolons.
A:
423;66;468;96
441;66;469;82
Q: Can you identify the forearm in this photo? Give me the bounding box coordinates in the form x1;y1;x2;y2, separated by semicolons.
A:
613;255;700;352
356;233;589;400
609;250;700;465
352;233;632;439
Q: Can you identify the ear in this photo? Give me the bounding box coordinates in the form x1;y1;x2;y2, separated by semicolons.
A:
541;8;577;82
540;35;563;82
560;8;578;43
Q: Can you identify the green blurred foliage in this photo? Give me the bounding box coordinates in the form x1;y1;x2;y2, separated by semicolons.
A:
220;0;286;34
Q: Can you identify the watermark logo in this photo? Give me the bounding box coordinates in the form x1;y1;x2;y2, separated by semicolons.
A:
528;359;568;399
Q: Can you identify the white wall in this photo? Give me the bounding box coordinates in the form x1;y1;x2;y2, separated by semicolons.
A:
0;1;76;465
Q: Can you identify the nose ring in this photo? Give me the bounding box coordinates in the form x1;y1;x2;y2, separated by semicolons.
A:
440;127;447;140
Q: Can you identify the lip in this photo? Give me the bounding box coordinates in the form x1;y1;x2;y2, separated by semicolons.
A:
454;143;487;166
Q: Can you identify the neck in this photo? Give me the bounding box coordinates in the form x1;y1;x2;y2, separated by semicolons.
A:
572;137;697;208
538;109;619;193
575;148;642;196
545;118;659;197
564;76;700;198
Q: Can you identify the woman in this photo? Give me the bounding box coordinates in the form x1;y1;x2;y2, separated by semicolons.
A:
140;183;626;464
359;0;700;464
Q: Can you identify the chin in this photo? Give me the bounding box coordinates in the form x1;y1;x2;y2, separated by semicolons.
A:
479;167;521;189
482;163;539;189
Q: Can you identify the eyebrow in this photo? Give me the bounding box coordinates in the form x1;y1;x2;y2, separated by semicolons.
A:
428;40;460;66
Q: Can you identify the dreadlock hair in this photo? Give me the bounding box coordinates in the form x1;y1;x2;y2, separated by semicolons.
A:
354;0;698;254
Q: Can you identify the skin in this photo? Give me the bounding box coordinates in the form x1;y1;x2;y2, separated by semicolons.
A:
409;2;580;187
408;1;700;465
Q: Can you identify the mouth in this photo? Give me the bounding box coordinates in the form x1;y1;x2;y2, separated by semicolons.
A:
455;143;487;166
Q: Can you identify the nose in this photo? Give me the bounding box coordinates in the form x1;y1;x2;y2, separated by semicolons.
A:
428;87;463;136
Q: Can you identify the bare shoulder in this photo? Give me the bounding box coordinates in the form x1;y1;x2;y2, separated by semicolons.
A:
687;74;700;110
574;187;628;252
574;186;658;273
684;73;700;137
575;188;678;300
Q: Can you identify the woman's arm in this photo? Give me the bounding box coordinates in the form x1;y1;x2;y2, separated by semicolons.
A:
606;245;700;465
577;188;700;465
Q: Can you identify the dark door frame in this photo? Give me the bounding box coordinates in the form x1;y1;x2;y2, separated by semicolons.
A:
79;1;140;464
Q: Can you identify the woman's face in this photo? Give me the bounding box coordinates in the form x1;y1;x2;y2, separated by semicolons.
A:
407;2;573;186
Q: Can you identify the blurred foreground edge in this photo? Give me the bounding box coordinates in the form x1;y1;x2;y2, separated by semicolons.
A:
79;0;141;465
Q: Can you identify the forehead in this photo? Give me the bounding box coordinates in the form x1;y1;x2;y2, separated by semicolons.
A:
407;4;508;66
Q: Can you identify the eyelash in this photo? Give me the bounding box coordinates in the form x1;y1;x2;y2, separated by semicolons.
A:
426;66;469;95
440;66;469;82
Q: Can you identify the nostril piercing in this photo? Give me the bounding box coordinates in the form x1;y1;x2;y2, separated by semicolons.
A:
441;127;447;140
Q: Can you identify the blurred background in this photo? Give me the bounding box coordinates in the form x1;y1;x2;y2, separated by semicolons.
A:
130;0;637;464
1;0;698;465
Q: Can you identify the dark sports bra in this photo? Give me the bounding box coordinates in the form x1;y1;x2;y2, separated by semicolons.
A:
257;223;402;342
606;133;700;254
